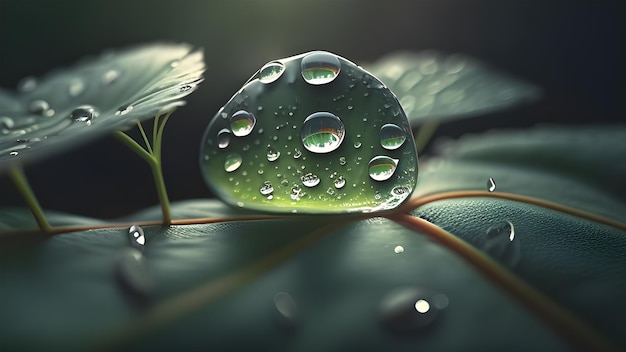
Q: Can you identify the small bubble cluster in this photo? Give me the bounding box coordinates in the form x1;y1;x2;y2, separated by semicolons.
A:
200;51;418;214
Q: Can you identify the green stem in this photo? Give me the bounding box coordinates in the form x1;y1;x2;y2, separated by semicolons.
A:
8;165;51;233
136;121;153;155
415;120;439;153
114;130;171;225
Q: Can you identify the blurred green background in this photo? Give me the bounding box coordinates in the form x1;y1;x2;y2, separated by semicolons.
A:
0;0;622;218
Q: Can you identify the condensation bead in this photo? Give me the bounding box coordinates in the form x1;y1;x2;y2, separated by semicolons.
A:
200;51;418;214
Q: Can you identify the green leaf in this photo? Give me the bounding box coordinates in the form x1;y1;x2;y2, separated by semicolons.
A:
0;43;205;169
365;51;541;126
1;125;624;351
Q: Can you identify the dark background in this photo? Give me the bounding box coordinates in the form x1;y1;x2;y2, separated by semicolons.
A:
0;0;623;218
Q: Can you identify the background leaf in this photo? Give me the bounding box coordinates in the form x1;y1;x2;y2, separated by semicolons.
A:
0;43;205;169
365;51;541;126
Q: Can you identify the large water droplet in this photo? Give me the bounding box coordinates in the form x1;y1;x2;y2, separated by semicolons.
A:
217;128;231;149
380;124;407;150
368;156;399;181
482;220;520;268
487;177;496;192
273;292;298;330
259;61;286;84
301;112;345;153
266;145;280;161
394;245;404;254
128;225;146;250
380;287;440;333
224;153;243;172
301;51;341;85
70;105;99;126
301;173;320;187
230;110;256;137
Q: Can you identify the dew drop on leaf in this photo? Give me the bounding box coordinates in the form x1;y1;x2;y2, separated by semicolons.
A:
480;220;520;268
368;156;399;181
230;110;256;137
301;172;320;188
393;245;404;254
70;105;99;126
224;153;243;172
217;128;231;149
115;104;133;116
28;100;53;116
379;287;441;333
301;112;345;153
260;181;274;196
200;51;418;213
17;76;37;92
301;51;341;85
334;175;346;189
487;177;496;192
379;123;407;150
115;248;153;300
272;292;298;330
258;61;286;84
266;145;280;161
127;225;146;250
68;79;86;97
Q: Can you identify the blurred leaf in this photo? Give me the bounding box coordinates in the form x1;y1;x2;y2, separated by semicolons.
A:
1;125;624;351
0;43;205;169
365;51;541;126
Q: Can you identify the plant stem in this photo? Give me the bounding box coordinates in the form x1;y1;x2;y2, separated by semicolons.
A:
8;165;51;233
114;125;171;226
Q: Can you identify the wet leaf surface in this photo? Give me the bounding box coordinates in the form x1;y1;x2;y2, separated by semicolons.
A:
1;125;625;351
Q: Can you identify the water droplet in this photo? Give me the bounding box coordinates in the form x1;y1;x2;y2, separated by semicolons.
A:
266;145;280;161
68;79;85;97
487;177;496;192
230;110;256;137
70;105;99;126
224;153;243;172
259;61;286;84
334;176;346;189
301;173;320;188
102;69;120;85
353;142;362;149
301;112;345;153
179;84;193;92
0;116;14;134
290;184;303;200
115;248;153;300
115;104;133;115
128;225;146;250
293;149;302;159
9;151;18;156
273;292;298;329
260;181;274;196
339;156;347;165
17;76;37;92
481;221;520;268
380;124;407;150
368;156;399;181
379;287;440;333
28;100;52;116
217;128;231;149
394;245;404;254
301;51;341;85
